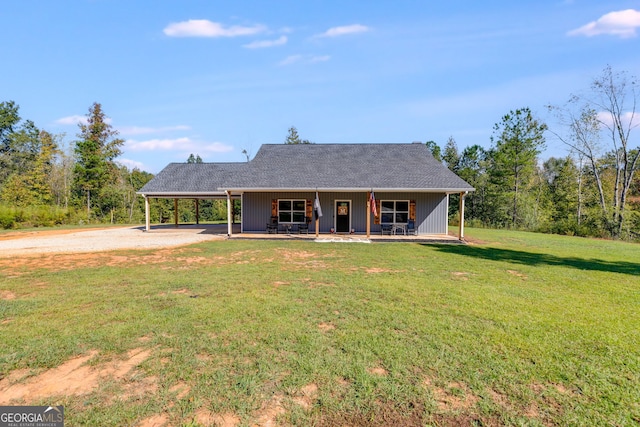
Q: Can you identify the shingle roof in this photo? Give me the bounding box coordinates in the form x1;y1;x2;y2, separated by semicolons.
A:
138;143;474;195
138;162;246;195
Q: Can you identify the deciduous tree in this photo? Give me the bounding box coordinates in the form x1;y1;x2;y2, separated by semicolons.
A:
548;66;640;238
425;140;442;162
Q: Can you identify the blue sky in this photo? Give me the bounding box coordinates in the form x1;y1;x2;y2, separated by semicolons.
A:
2;0;639;173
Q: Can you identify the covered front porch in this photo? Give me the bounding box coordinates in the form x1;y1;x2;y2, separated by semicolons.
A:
140;189;469;241
141;223;463;243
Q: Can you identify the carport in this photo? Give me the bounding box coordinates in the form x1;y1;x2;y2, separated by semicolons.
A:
137;162;246;235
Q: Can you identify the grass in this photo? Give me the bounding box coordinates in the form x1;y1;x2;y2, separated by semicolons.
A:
0;228;639;426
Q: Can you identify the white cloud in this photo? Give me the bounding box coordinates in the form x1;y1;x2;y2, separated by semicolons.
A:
56;115;87;125
568;9;640;38
278;54;330;66
163;19;266;38
309;55;331;63
126;137;193;151
118;125;191;136
317;24;370;38
55;115;112;126
279;54;303;66
116;158;146;170
597;111;638;129
243;35;287;49
201;142;234;153
126;137;234;154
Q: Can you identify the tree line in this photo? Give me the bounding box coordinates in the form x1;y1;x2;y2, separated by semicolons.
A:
0;66;638;239
433;66;639;240
0;101;154;228
0;101;241;229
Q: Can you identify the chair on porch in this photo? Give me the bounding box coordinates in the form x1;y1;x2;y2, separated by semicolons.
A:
406;219;417;236
266;216;278;234
381;224;393;235
298;216;311;234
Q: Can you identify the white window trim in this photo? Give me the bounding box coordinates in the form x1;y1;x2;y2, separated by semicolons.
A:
380;200;410;224
278;199;307;224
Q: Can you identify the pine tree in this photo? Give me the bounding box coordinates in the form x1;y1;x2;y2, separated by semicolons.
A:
489;107;547;227
284;126;313;144
73;102;124;219
443;136;460;171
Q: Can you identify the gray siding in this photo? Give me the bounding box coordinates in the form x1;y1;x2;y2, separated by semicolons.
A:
242;191;449;235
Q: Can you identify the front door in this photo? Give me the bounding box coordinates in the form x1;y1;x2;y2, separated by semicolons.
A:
335;200;351;233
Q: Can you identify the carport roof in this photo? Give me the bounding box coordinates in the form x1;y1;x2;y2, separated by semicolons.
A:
137;162;246;197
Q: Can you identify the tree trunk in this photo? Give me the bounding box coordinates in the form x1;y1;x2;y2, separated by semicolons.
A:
86;190;91;219
513;170;519;227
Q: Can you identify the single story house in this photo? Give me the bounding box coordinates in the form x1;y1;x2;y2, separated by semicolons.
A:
137;143;475;238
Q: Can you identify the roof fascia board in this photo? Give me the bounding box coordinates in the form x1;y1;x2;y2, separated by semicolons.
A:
137;192;229;197
223;187;475;193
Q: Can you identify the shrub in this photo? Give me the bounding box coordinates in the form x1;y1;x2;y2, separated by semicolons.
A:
0;204;79;229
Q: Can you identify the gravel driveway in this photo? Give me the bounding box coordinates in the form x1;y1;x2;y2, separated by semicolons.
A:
0;225;228;257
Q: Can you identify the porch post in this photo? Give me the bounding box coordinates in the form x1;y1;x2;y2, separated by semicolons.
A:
366;191;371;238
226;191;233;236
145;196;150;232
174;198;178;227
458;192;466;240
195;198;199;225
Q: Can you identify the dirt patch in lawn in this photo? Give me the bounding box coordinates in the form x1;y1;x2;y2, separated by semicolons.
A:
462;235;488;245
0;227;111;241
254;393;286;426
275;249;333;270
292;383;319;410
431;381;479;412
0;248;212;275
0;290;16;300
507;269;528;279
368;366;389;376
0;348;152;404
318;400;427;427
137;414;169;427
0;246;334;276
365;267;397;274
193;409;241;427
318;322;336;332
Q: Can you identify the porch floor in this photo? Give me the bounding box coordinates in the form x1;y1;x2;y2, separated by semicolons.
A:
145;223;463;243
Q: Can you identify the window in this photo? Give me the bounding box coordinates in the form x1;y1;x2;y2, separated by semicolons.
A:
278;199;306;223
381;200;409;224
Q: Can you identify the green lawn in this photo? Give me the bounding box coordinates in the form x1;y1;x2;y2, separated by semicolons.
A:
1;228;639;426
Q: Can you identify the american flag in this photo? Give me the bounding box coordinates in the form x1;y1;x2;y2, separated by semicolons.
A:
314;192;323;219
370;191;377;217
